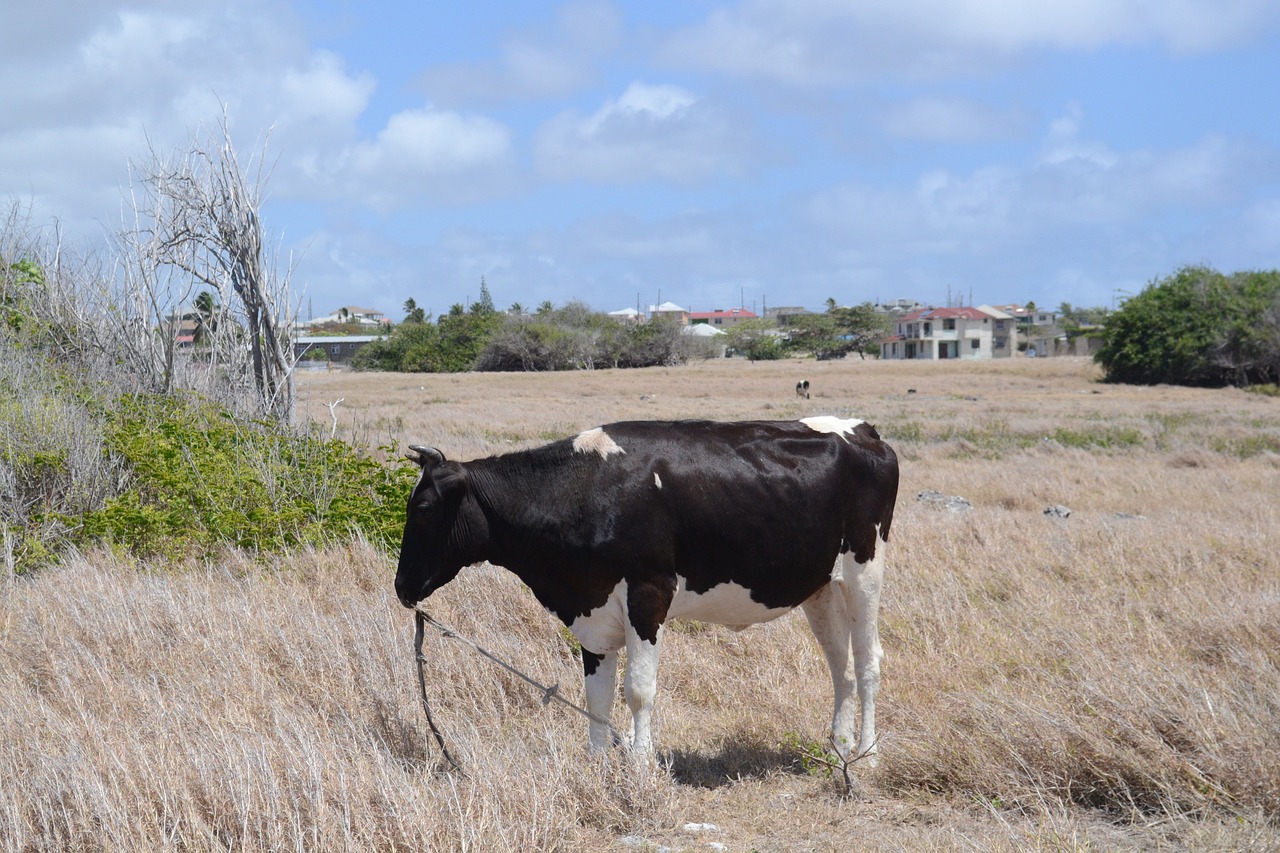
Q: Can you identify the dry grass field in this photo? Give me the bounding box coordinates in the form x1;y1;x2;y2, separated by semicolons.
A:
3;356;1279;851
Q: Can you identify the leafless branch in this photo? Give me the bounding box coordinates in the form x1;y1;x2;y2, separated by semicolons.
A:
112;104;300;421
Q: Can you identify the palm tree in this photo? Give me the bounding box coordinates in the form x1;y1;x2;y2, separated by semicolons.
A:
403;298;426;324
193;290;218;344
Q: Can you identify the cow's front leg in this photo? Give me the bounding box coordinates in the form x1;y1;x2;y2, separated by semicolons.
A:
623;579;672;757
582;648;619;752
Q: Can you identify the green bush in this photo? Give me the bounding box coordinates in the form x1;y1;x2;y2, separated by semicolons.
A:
1096;266;1280;387
1050;426;1145;451
353;306;502;372
73;394;419;563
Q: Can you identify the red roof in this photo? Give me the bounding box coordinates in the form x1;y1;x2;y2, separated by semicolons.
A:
689;309;758;320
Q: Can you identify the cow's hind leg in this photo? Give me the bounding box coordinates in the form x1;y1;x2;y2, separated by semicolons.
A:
623;622;663;757
803;547;885;766
623;581;672;758
582;648;619;752
845;543;886;765
801;579;858;758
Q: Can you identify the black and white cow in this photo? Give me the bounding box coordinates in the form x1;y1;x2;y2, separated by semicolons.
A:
396;416;899;762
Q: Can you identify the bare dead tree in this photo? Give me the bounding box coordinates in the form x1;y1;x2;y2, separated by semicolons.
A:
119;107;299;422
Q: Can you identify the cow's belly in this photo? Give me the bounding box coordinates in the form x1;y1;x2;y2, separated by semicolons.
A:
667;577;795;629
566;576;800;653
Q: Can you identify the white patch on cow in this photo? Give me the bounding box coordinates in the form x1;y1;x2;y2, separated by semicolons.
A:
667;577;793;630
567;575;793;653
800;415;865;442
567;580;630;654
654;472;662;489
572;426;625;458
565;573;810;755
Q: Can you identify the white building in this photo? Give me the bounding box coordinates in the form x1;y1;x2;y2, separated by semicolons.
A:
880;307;1001;360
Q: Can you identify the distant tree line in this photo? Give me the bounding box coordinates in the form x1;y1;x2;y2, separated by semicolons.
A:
353;280;714;373
723;300;891;362
1097;266;1280;387
353;293;893;372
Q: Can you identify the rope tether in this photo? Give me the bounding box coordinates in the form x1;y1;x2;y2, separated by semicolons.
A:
411;608;626;772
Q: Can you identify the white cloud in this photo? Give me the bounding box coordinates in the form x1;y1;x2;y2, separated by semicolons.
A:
661;0;1280;86
416;0;621;105
1039;105;1119;168
1020;109;1268;226
879;95;1029;142
583;82;696;132
340;107;517;209
534;82;751;184
801;107;1280;308
280;51;375;126
0;1;365;232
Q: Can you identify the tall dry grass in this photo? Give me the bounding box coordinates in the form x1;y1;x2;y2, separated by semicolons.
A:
3;356;1278;851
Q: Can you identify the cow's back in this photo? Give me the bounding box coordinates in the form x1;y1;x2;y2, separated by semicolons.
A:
564;418;897;611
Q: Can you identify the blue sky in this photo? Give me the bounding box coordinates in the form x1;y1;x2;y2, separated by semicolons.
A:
3;1;1279;320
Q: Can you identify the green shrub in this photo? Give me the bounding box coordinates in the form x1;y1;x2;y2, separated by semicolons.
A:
1051;426;1145;450
1210;433;1280;459
75;393;418;561
1096;266;1280;387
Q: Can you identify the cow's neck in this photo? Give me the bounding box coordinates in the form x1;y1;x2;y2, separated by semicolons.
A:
464;458;579;588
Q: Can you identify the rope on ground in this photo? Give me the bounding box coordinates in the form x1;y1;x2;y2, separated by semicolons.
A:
412;606;625;759
414;611;465;775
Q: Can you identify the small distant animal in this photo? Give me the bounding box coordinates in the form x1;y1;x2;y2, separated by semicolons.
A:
796;379;810;399
397;417;900;762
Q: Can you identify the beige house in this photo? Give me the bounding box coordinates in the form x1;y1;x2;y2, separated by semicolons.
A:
689;308;758;328
648;301;690;325
975;304;1016;358
297;306;389;331
879;307;1000;360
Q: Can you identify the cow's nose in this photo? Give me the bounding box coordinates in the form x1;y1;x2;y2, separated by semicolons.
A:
394;577;417;609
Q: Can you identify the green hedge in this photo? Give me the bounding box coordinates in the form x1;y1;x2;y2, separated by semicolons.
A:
70;393;418;564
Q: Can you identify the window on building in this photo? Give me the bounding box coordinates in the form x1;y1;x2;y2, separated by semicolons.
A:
331;345;341;355
970;339;980;350
942;319;956;331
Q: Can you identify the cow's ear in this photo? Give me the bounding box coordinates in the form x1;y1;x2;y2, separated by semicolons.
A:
407;445;445;468
432;463;467;499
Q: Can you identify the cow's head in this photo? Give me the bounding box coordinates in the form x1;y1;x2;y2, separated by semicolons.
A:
395;445;472;608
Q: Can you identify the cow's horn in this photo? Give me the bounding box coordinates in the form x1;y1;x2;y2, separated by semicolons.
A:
407;445;445;466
